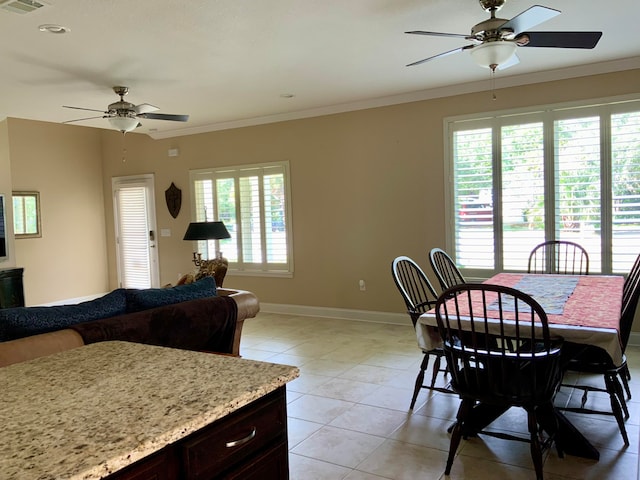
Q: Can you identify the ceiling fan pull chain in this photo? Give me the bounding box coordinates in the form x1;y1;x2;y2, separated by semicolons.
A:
121;133;127;163
491;68;497;101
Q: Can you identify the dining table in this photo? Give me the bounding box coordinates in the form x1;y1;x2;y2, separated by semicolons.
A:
417;272;625;461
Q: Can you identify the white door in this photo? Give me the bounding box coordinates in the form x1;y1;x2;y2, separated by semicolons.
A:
112;174;160;288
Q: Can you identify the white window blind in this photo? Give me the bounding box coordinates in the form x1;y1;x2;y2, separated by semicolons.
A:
190;161;293;276
116;185;152;288
447;98;640;276
453;127;494;269
13;193;38;235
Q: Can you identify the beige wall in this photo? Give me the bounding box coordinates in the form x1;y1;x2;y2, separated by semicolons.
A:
1;68;639;317
99;69;640;316
7;119;108;305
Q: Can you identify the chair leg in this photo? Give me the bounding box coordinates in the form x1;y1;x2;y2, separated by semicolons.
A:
611;374;630;419
410;353;429;410
445;399;472;475
527;409;545;480
605;374;630;446
537;402;563;459
579;388;589;409
430;354;441;388
619;365;632;401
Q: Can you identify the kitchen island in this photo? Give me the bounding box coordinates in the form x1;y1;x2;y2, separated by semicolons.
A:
0;341;299;479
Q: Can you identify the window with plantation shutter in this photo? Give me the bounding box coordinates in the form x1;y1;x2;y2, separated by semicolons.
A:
446;97;640;277
190;161;293;276
611;111;640;272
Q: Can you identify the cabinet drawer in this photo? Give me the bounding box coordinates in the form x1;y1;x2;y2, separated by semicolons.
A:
222;439;289;480
182;388;286;480
107;447;179;480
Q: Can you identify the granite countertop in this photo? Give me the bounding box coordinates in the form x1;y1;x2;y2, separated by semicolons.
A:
0;341;299;480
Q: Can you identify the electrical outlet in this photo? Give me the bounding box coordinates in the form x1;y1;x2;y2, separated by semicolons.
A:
359;279;366;291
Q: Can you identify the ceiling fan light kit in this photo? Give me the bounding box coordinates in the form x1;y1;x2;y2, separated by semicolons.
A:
406;0;602;71
470;40;517;69
108;116;139;133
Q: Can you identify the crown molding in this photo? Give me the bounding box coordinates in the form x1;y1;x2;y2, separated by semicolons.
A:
149;56;640;140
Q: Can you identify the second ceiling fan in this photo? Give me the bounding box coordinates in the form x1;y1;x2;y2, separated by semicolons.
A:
406;0;602;71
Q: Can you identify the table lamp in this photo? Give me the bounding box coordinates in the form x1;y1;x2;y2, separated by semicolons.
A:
183;221;231;287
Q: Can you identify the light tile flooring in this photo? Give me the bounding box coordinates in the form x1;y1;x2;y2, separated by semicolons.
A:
240;312;640;480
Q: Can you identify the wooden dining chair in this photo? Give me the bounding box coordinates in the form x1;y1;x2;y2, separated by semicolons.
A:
558;252;640;446
528;240;589;275
436;283;564;480
391;256;452;408
429;247;466;291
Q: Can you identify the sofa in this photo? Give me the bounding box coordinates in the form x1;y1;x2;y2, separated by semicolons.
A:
0;277;259;367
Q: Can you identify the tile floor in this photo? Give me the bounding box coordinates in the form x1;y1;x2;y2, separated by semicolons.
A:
240;312;640;480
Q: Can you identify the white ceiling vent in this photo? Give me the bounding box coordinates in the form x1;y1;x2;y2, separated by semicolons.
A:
0;0;48;14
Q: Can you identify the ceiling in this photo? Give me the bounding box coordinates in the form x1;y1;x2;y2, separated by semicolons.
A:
0;0;638;139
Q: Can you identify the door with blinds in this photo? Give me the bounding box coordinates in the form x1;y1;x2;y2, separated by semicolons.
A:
112;174;160;288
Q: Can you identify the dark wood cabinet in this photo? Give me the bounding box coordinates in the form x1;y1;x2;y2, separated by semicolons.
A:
108;387;289;480
0;267;24;308
106;449;180;480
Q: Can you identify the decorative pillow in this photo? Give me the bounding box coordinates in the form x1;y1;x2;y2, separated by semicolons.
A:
126;276;217;313
0;288;127;342
176;272;196;286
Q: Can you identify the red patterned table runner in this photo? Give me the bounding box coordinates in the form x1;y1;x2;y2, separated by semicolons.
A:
486;273;623;330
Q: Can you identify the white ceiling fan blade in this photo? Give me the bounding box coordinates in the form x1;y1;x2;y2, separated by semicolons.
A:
135;103;159;114
62;115;106;124
405;30;470;39
500;5;560;35
63;105;106;113
407;45;473;67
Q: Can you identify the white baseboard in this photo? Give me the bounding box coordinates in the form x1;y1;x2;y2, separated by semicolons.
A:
259;303;408;326
36;292;109;306
260;302;640;348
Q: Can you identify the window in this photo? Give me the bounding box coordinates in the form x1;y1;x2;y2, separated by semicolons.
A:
190;161;293;276
12;191;41;238
447;97;640;276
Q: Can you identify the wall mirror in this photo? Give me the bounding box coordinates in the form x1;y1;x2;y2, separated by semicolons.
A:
13;191;41;238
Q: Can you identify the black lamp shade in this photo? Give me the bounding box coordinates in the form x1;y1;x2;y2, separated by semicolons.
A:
183;221;231;241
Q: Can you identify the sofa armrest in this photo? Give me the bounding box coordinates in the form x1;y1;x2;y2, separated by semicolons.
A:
218;289;260;319
217;288;260;356
0;329;85;367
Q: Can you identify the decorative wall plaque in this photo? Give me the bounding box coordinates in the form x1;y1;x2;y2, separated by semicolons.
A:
165;182;182;219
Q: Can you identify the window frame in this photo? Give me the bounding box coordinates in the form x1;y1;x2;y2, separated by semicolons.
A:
189;160;294;278
12;191;41;239
444;94;640;279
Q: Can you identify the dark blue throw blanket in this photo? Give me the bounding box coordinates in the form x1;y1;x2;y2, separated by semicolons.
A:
70;295;238;354
0;277;218;342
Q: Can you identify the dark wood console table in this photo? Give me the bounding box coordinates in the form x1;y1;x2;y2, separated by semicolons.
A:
0;267;24;308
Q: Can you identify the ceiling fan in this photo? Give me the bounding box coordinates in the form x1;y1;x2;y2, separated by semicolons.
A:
406;0;602;71
63;86;189;133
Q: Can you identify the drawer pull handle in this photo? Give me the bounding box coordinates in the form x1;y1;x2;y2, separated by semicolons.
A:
225;427;257;448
